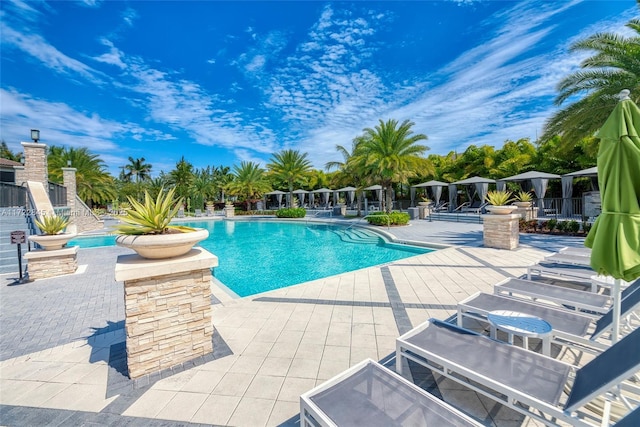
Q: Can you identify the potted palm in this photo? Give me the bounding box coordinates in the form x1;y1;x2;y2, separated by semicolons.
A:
485;190;517;215
115;188;208;259
28;215;77;250
513;190;534;208
418;196;431;206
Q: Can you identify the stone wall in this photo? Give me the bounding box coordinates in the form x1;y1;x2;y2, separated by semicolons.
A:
115;249;218;379
483;214;520;250
13;165;25;185
24;246;78;280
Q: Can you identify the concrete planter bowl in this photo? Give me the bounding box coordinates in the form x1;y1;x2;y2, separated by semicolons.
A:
486;205;518;215
29;233;77;250
513;202;533;208
116;228;209;259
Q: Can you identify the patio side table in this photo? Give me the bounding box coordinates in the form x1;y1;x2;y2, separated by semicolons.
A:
487;310;552;356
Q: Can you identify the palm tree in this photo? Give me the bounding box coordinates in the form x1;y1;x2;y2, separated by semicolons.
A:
212;165;232;203
542;5;640;146
326;138;371;216
167;156;194;208
226;161;271;211
1;141;22;162
357;119;429;212
124;157;152;183
267;149;312;207
47;146;116;206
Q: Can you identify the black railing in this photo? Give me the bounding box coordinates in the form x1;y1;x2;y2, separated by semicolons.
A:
0;182;27;208
48;181;67;207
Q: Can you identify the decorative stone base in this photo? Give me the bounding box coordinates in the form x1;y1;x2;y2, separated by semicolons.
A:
513;206;539;221
114;248;218;379
483;214;520;250
24;246;79;279
224;206;235;218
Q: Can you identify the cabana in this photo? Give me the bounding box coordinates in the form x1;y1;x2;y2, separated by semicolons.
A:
292;189;309;207
450;176;495;212
265;190;286;209
335;186;357;207
363;184;384;211
411;180;448;208
561;167;598;218
311;188;333;208
498;170;561;213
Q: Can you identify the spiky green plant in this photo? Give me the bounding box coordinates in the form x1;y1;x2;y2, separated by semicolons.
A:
116;188;194;235
485;190;513;206
514;190;533;202
35;215;69;235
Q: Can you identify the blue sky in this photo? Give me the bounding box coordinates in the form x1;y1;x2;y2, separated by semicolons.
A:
0;0;635;177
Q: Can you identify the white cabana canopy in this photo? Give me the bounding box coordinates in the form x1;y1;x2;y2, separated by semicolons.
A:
292;189;308;207
564;167;598;177
265;190;287;208
312;188;333;206
411;180;449;206
499;171;561;210
336;186;357;205
450;176;495;209
560;167;598;217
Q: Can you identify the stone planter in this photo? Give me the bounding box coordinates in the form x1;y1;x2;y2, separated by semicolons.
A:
28;233;77;251
486;205;518;215
513;202;532;208
418;202;430;206
116;228;209;259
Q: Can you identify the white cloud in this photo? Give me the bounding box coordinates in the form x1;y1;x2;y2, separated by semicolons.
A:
122;7;138;27
77;0;102;8
93;38;127;69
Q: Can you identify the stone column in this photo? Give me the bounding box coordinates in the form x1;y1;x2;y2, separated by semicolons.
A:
13;165;25;185
482;214;521;250
114;248;218;379
224;205;235;218
21;142;48;188
62;167;77;233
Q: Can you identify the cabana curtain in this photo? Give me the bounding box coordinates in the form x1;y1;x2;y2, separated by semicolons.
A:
561;176;573;218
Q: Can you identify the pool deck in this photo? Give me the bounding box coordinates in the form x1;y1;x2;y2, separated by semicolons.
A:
0;217;590;426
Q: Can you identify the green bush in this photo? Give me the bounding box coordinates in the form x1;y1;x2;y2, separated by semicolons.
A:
568;220;580;233
556;221;569;232
275;207;306;218
547;219;557;232
582;221;592;233
365;211;410;226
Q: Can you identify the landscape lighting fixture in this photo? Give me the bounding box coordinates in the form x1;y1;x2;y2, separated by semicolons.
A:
30;129;40;143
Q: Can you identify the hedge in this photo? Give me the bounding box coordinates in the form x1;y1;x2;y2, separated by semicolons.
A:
275;207;306;218
365;211;410;226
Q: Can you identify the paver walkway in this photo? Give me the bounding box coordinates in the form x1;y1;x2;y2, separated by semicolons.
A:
0;218;588;426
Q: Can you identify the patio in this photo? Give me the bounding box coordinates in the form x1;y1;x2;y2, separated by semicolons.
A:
0;218;587;426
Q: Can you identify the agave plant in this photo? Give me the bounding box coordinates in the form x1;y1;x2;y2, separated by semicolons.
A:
485;190;513;206
514;190;533;203
116;188;194;235
35;215;69;235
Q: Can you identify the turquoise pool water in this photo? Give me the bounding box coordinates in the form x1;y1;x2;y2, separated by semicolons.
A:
69;221;431;297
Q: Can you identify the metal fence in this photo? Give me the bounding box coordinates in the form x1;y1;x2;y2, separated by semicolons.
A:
48;181;67;207
0;182;27;208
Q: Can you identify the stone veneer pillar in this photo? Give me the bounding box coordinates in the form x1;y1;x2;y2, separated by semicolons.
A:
482;214;521;250
114;248;218;379
224;205;235;217
62;167;78;233
21;142;48;188
24;246;79;280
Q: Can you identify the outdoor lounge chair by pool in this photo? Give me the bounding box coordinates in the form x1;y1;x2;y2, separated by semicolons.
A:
300;358;483;427
560;246;591;257
527;262;598;283
494;278;640;315
494;278;612;314
396;319;640;427
544;253;592;267
457;285;640;352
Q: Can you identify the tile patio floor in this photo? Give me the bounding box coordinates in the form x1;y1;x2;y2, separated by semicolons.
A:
0;218;588;426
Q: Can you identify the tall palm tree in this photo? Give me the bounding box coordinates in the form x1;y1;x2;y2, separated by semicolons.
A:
47;146;116;206
1;141;22;162
124;157;152;183
226;161;271;211
212;165;232;203
167;156;194;207
326;138;370;216
542;4;640;146
357;119;429;212
267;149;312;206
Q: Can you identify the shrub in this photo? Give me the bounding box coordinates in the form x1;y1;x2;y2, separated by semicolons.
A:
275;207;306;218
365;211;410;226
539;221;549;231
568;220;580;233
582;221;592;233
514;190;533;203
556;221;569;232
485;190;513;206
547;219;557;232
116;188;194;235
527;219;539;232
35;215;69;235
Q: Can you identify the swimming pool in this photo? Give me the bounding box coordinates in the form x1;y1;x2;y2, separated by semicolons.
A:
69;221;432;297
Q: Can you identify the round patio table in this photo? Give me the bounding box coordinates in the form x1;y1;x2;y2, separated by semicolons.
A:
487;310;552;356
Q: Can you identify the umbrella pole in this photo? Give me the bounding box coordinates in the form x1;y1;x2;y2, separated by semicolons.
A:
612;278;621;344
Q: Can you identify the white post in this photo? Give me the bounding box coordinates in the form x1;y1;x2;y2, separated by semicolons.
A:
612;278;621;343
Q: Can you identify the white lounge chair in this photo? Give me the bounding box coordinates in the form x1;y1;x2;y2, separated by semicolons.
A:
457;283;640;352
396;319;640;427
300;358;483;426
560;246;591;257
544;253;592;267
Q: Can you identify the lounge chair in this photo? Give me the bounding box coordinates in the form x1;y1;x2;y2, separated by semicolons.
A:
527;262;599;284
194;209;203;217
396;319;640;427
494;278;640;315
431;201;448;212
544;253;592;267
560;246;591;257
300;358;483;427
462;200;488;214
494;277;612;314
457;284;640;352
